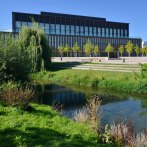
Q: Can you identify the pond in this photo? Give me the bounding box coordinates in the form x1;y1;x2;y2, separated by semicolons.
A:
36;83;147;132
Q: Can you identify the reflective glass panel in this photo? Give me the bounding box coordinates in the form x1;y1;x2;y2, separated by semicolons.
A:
80;26;84;36
66;25;70;35
16;21;21;27
22;22;27;26
85;26;88;36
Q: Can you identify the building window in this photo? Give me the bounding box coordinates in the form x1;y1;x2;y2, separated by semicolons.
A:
110;28;112;37
117;29;120;37
22;22;27;26
28;22;32;27
121;29;124;38
50;24;55;34
102;28;105;37
16;21;21;28
125;29;128;37
76;26;79;36
45;23;49;34
106;28;109;37
66;25;70;35
56;24;60;34
114;29;116;37
89;27;93;36
85;26;88;36
71;25;74;35
80;26;84;36
98;28;101;37
94;27;97;36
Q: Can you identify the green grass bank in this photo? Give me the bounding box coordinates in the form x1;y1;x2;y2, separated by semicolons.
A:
0;103;107;147
31;69;147;94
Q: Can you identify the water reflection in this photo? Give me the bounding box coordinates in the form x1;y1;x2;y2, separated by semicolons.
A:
36;84;86;107
35;83;147;132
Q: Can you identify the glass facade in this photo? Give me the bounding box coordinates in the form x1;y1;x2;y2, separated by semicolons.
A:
15;21;128;38
12;12;141;56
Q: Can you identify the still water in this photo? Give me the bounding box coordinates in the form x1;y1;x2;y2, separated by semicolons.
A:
36;83;147;132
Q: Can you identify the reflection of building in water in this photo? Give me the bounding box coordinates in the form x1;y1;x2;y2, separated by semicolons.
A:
37;84;86;106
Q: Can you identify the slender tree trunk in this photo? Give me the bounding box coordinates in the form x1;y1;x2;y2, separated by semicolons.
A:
108;52;110;58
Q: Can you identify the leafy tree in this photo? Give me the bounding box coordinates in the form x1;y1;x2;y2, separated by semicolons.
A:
63;44;70;57
18;23;51;72
72;42;80;57
0;33;31;81
93;45;100;57
141;47;147;56
84;40;94;56
105;43;114;58
58;45;64;57
125;41;134;57
118;45;124;57
134;45;140;57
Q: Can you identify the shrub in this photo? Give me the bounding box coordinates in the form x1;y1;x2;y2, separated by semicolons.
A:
140;63;147;78
0;33;32;82
0;81;34;110
74;96;102;132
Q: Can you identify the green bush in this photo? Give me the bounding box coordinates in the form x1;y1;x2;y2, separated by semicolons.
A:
0;33;32;81
0;81;34;110
140;63;147;78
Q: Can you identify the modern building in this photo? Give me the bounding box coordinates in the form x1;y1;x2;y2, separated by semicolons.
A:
11;12;142;57
142;41;147;47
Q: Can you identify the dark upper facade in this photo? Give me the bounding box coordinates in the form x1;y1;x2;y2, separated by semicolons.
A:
13;11;129;38
12;11;141;57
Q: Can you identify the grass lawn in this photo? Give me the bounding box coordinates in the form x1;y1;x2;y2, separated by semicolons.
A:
31;69;147;94
0;103;107;147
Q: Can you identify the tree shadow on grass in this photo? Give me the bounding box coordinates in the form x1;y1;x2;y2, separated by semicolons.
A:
0;127;100;147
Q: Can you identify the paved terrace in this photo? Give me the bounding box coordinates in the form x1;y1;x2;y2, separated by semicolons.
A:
51;57;147;72
52;57;147;64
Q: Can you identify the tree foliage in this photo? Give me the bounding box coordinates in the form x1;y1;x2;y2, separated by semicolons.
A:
125;41;134;57
72;42;80;53
58;45;64;56
0;22;51;82
84;40;94;55
19;23;51;72
118;45;124;57
0;33;31;81
141;47;147;56
93;45;100;56
105;43;114;58
134;45;140;56
63;44;70;57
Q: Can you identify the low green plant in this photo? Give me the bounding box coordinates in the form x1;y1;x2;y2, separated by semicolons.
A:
74;96;102;132
140;63;147;78
0;104;100;146
0;81;34;110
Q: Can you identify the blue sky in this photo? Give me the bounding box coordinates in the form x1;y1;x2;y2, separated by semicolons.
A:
0;0;146;41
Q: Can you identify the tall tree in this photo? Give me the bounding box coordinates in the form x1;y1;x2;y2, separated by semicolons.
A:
125;41;134;57
93;45;100;57
105;43;114;58
58;45;64;57
134;44;140;57
141;47;146;57
19;23;51;72
142;46;147;56
72;42;80;57
84;40;94;56
63;44;70;57
118;45;124;57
